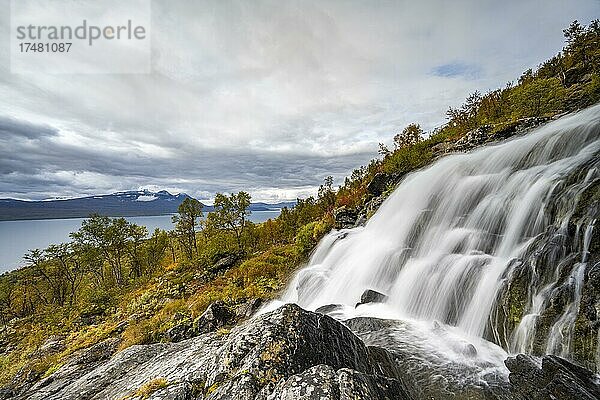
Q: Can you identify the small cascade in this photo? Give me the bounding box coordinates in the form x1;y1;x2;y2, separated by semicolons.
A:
547;222;594;355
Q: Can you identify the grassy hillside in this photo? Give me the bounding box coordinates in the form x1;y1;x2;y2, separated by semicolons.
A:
1;19;599;387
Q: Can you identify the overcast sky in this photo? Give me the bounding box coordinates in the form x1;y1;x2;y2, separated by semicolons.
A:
1;0;598;202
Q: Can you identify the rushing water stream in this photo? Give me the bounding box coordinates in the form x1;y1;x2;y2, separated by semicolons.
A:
267;105;600;393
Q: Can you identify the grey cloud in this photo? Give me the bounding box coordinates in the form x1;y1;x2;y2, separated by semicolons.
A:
0;117;57;140
0;116;372;200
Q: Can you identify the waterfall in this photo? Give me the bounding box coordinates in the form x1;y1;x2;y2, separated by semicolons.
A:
276;104;600;367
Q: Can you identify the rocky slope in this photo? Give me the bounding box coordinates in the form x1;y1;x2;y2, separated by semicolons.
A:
1;304;411;400
2;302;599;400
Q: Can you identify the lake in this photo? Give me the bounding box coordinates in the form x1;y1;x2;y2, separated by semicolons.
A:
0;211;281;273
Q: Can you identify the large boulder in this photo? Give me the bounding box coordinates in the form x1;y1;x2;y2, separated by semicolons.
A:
8;304;411;400
166;301;234;342
506;354;600;400
209;253;240;274
193;300;234;334
366;173;390;197
355;289;388;307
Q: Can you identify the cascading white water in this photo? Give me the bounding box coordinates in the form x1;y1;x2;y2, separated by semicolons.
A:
273;104;600;372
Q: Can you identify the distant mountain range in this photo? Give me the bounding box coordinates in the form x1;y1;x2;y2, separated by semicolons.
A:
0;190;296;221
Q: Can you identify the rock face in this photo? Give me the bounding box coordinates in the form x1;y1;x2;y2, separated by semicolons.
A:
366;173;391;197
5;304;411;400
505;354;600;400
490;165;600;367
1;338;121;400
333;206;358;229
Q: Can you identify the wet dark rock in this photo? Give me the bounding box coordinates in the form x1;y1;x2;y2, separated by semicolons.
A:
337;368;411;400
193;300;234;334
356;289;388;307
210;253;240;274
235;298;263;320
493;258;532;349
10;304;412;400
575;248;600;368
167;301;234;342
315;304;343;315
343;316;511;399
506;354;600;400
343;317;399;334
366;346;405;381
334;206;358;229
461;343;478;358
367;173;391;197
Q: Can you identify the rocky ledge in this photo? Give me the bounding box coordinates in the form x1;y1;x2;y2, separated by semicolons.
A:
505;354;600;400
1;304;411;400
2;303;599;400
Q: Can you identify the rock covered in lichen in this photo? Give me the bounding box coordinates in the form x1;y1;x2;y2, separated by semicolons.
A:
7;304;411;400
268;364;410;400
506;354;600;400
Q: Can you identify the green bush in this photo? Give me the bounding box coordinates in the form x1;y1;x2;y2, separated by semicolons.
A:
295;220;332;257
509;78;566;117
